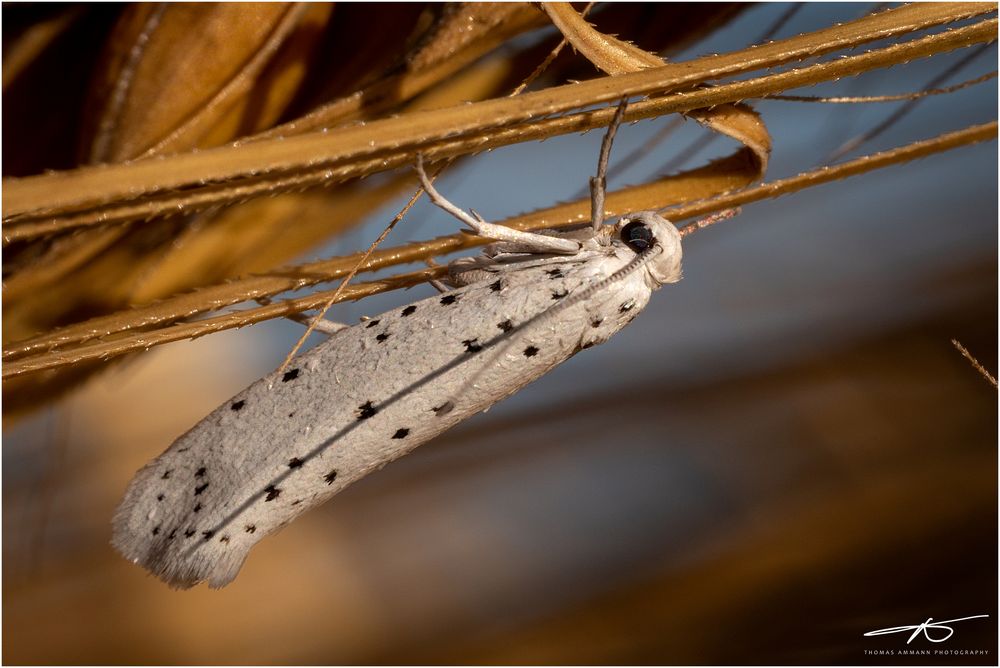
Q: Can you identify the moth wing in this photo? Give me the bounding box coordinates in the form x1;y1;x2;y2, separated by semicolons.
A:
112;255;642;588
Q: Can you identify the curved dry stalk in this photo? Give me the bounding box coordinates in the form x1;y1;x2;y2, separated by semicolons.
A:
3;267;447;380
3;3;991;233
586;0;802;195
4;121;994;379
656;121;996;221
508;2;595;97
542;2;771;179
5;15;996;242
542;2;666;73
2;90;770;239
4;152;758;362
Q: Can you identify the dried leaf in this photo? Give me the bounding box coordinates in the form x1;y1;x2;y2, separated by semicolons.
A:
249;3;547;138
2;2;995;416
541;2;771;176
84;3;324;162
5;3;990;230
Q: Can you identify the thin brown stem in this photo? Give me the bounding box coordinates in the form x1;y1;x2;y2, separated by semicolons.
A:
950;339;998;388
4;121;994;380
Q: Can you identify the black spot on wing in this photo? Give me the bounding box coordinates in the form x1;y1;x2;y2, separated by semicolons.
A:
498;319;513;332
401;305;417;316
282;368;299;382
524;346;539;357
245;524;256;533
287;457;304;468
202;530;215;540
619;300;635;313
551;289;568;300
489;279;503;292
591;318;603;328
194;503;202;513
357;401;377;419
168;529;177;540
184;528;196;538
194;483;209;496
220;535;231;544
157;493;165;502
440;294;458;305
366;319;380;328
546;268;564;279
376;332;391;343
161;470;172;480
264;485;281;501
324;470;338;484
463;338;482;353
393;428;410;439
152;526;161;536
195;467;206;478
231;400;245;411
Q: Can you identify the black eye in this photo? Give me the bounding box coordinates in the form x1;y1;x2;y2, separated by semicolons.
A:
621;221;654;252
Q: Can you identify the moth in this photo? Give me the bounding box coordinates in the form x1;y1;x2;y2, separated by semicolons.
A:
113;100;707;588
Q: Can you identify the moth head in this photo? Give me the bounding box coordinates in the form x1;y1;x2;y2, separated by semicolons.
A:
615;211;682;285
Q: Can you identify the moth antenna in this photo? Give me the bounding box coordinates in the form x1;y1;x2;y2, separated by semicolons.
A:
591;97;629;231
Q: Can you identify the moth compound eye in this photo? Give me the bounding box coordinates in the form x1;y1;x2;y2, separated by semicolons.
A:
620;221;654;252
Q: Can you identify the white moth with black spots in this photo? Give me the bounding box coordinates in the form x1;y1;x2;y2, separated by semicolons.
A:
112;100;696;589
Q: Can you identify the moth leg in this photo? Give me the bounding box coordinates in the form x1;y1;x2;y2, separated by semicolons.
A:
426;280;449;294
591;98;629;231
296;316;349;336
256;298;349;335
415;154;581;255
424;258;457;293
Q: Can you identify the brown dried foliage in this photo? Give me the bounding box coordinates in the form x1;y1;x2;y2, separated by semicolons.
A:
2;2;997;417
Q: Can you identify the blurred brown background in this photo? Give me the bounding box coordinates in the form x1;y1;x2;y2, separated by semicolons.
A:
3;3;997;665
